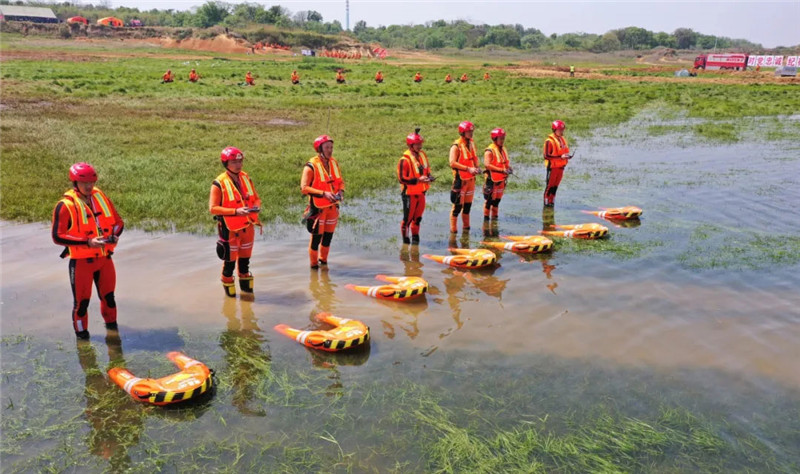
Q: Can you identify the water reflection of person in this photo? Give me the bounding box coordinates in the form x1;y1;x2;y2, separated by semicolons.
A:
77;334;144;471
540;206;558;293
452;265;508;301
219;297;270;416
306;267;369;394
309;267;338;314
382;245;430;340
448;231;472;250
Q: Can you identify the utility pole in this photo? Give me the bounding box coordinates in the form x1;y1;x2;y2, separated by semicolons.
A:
346;0;350;31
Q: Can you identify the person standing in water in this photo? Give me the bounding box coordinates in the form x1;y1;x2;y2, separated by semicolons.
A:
209;147;262;297
52;163;124;339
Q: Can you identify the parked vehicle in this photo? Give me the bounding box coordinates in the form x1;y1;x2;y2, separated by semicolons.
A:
693;53;749;70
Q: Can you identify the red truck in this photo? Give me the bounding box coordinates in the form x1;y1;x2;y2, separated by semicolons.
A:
694;53;749;70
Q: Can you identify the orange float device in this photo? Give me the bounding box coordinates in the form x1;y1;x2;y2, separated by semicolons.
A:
481;235;553;254
422;248;497;268
541;223;608;239
274;312;370;352
582;206;642;220
346;275;428;301
108;352;213;406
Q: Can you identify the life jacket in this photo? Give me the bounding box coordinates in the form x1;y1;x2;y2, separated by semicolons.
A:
460;74;468;82
307;155;344;209
245;74;253;83
543;133;570;168
59;188;118;259
414;73;422;81
189;72;198;81
452;137;479;180
375;73;383;81
291;73;299;82
215;171;259;231
397;150;430;195
445;75;452;83
485;142;509;182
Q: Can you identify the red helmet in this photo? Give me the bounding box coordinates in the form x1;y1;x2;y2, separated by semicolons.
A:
458;121;475;134
406;128;424;146
551;120;566;131
313;134;334;152
220;146;244;163
69;162;97;182
490;128;506;139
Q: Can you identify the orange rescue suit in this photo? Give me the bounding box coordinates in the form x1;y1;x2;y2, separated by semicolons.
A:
485;143;510;182
397;150;431;195
306;156;344;209
543;133;570;168
452;137;479;180
211;171;261;231
54;188;121;259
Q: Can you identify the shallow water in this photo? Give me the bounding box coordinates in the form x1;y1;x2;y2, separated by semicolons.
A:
2;120;800;471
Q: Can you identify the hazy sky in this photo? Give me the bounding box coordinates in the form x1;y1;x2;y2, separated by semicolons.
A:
112;0;799;48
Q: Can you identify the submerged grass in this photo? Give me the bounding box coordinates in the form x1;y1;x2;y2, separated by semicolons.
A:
3;335;798;472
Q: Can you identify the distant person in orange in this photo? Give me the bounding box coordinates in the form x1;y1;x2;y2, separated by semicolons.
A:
209;147;261;297
483;72;490;81
161;69;174;83
397;128;433;244
188;69;199;82
542;120;572;207
291;70;300;85
482;128;512;221
245;71;255;86
460;73;468;82
52;163;124;339
375;71;384;83
414;72;423;83
755;64;761;73
445;74;453;83
301;135;345;269
449;121;480;233
336;70;346;84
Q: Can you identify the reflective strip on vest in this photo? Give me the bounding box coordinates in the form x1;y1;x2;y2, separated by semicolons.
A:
92;190;112;218
399;150;430;194
544;134;569;168
453;138;478;180
308;156;342;208
486;143;509;182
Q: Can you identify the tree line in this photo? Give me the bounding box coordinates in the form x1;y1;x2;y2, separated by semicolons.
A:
6;0;775;51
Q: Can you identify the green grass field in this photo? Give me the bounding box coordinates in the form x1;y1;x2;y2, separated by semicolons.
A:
2;35;799;233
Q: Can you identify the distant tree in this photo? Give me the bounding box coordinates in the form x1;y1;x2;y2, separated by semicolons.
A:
453;33;467;49
592;31;621;52
424;34;445;49
521;32;546;50
353;20;368;34
673;28;697;49
653;31;677;48
484;27;521;48
621;26;653;49
194;1;228;28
